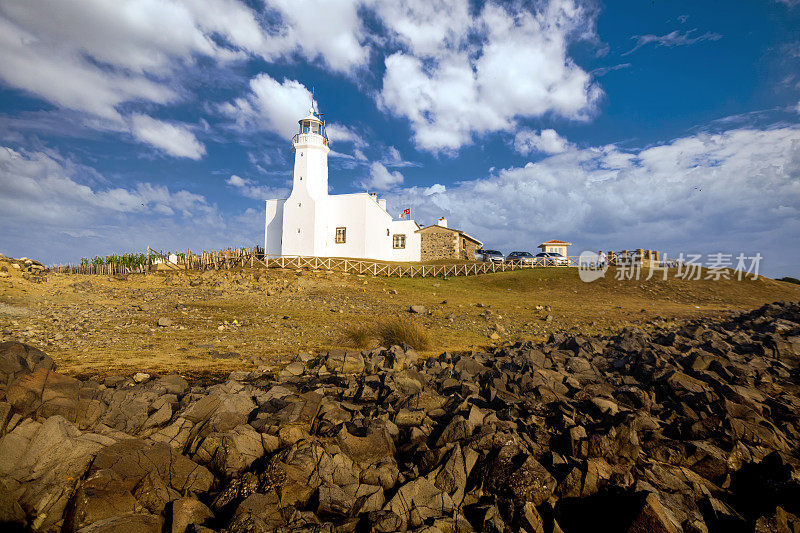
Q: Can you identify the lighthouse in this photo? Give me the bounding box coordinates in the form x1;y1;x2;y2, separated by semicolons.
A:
264;105;422;261
279;108;330;257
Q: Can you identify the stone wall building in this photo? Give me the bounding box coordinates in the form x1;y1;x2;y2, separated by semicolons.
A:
416;218;483;261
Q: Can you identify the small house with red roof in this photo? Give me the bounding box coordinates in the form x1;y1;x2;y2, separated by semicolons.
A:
538;240;572;256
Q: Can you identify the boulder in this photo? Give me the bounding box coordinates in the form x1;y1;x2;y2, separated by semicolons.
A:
6;367;81;421
484;446;556;505
0;416;114;531
384;477;454;529
88;439;213;495
171;497;213;533
326;350;365;374
74;513;163;533
627;492;682;533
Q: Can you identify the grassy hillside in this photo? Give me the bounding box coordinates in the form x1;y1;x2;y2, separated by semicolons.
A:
1;261;798;378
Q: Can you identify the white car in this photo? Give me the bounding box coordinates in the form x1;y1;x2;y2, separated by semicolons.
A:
477;250;505;263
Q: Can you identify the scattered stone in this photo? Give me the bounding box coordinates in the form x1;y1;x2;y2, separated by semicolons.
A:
157;317;172;327
409;305;426;314
71;280;92;291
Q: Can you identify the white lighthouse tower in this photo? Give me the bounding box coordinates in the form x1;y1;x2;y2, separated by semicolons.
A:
279;108;330;256
264;105;422;261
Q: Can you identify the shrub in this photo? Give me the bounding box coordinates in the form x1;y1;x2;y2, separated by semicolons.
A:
375;316;430;350
778;277;800;285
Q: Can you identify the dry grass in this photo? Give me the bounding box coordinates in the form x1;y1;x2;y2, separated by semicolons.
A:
342;323;375;349
342;316;431;350
374;315;431;350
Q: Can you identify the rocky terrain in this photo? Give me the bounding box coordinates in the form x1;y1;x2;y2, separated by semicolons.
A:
1;301;800;532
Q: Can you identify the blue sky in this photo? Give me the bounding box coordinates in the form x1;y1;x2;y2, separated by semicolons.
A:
1;0;799;276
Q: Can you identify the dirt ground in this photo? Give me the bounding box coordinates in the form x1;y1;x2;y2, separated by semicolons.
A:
1;259;798;380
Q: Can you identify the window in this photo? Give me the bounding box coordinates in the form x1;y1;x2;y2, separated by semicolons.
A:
335;227;346;243
387;229;390;236
393;234;406;249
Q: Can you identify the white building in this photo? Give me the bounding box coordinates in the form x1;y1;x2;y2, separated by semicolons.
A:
265;108;421;262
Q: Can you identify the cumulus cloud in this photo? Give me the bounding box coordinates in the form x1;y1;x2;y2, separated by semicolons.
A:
220;74;313;139
226;174;288;200
0;0;368;150
514;129;572;155
130;115;205;159
325;123;366;147
361;162;404;191
0;145;280;262
623;29;722;56
265;0;368;74
0;146;212;220
376;0;602;153
385;125;800;276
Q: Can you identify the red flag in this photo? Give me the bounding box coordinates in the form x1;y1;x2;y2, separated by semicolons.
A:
400;208;411;218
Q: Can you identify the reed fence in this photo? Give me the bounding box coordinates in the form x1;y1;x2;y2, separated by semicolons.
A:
49;247;588;278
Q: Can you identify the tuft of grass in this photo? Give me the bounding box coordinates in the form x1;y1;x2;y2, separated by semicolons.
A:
342;323;374;349
374;316;430;350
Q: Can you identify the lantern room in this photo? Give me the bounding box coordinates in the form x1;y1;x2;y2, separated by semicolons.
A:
297;110;327;140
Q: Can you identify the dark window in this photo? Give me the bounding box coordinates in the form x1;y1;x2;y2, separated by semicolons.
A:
335;227;346;243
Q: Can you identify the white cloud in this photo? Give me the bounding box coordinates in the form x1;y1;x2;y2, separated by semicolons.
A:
361;162;404;191
424;184;446;195
326;123;366;147
130;114;205;159
622;29;722;56
0;17;176;122
374;0;473;58
265;0;368;74
384;125;800;276
220;74;313;139
514;129;572;155
376;0;601;153
226;174;289;200
0;0;368;133
0;145;277;262
0;146;214;219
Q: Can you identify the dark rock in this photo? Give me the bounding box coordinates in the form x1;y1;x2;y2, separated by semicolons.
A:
484;445;556;505
628;492;682;533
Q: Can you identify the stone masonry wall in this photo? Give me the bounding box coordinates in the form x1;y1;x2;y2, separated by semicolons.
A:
419;227;458;261
460;237;481;261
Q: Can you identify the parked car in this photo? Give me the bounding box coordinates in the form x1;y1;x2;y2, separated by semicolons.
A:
477;249;505;263
505;251;535;264
535;252;569;266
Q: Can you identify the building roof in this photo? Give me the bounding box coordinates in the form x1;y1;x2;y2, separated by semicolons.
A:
416;224;483;246
299;113;323;124
539;240;572;246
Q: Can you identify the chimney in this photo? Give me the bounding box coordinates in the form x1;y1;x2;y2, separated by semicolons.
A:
437;217;448;228
369;192;377;201
378;199;387;211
